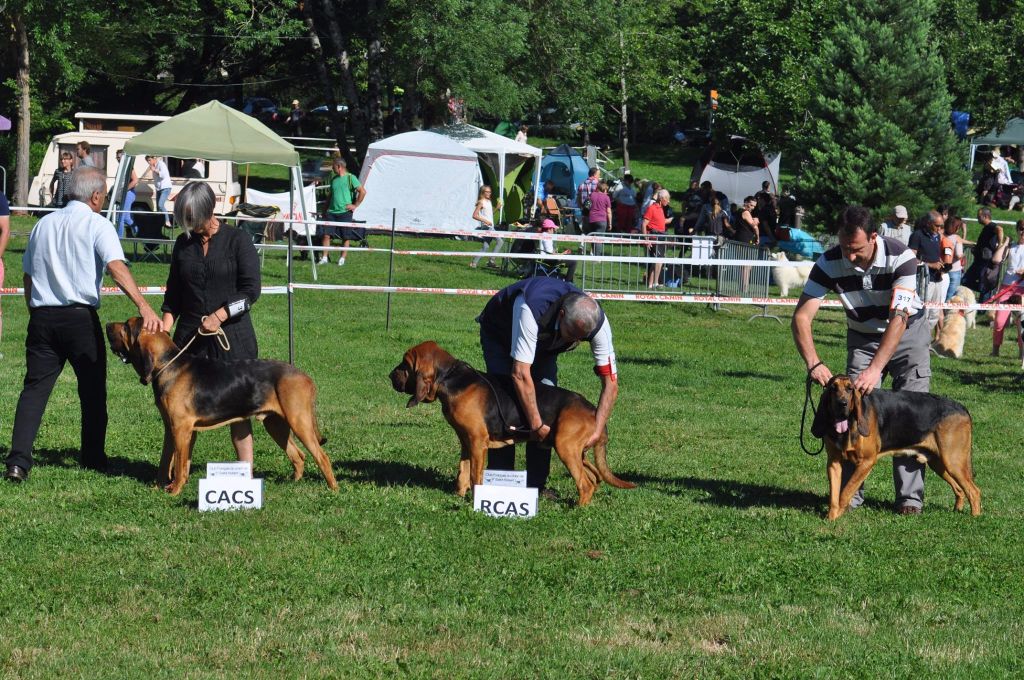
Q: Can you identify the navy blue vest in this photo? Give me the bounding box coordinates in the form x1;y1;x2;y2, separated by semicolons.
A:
478;278;604;357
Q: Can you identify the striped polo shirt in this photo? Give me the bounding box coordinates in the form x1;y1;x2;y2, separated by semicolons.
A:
803;235;923;335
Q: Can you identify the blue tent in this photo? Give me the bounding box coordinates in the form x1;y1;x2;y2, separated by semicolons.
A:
540;144;589;201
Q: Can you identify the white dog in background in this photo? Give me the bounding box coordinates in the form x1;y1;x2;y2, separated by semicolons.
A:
770;251;814;297
954;285;977;329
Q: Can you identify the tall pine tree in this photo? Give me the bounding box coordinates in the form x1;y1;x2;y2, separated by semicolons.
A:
796;0;972;226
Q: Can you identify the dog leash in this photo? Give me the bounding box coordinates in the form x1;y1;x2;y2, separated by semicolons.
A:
473;368;543;438
152;317;231;379
800;362;825;456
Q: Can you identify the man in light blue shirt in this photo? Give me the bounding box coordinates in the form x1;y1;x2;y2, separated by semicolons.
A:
5;167;160;483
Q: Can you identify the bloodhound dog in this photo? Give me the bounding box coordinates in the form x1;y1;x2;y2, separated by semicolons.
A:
106;317;339;495
389;341;635;506
812;375;980;520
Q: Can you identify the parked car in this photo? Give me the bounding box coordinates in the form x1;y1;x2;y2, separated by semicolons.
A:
222;97;281;127
306;104;349;136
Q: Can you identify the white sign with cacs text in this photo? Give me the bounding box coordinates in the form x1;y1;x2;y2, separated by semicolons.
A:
473;485;538;518
199;462;262;511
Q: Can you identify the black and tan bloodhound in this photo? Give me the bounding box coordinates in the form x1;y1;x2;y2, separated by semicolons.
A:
389;341;635;506
812;375;980;520
106;317;339;495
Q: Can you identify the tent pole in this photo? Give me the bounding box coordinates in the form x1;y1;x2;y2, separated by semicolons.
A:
107;155;127;226
498;155;506;224
386;209;396;332
288;205;295;366
294;167;317;282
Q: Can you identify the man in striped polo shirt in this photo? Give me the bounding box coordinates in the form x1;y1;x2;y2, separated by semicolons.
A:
792;205;930;515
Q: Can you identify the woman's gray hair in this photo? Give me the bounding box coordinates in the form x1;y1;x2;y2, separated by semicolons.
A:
174;181;216;234
657;189;671;202
562;293;603;337
67;167;106;203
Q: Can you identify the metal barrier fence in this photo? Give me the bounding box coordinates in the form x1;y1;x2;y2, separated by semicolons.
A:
575;233;717;295
716;239;779;321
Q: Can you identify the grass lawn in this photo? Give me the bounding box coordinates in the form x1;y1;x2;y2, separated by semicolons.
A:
1;203;1023;677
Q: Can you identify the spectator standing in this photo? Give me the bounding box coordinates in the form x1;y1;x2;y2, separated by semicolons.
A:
695;192;731;243
778;186;798;227
115;149;138;238
989;220;1024;357
576;167;599;232
943;215;966;301
477;278;618;497
963;207;1004;302
611;174;637;232
143;155;173;229
0;191;8;357
288;100;305;137
49;151;75;208
642;189;670;289
514;125;529;144
5;167;161;483
636;181;663;233
318;157;367;266
754;181;778;241
161;182;261;467
792;205;930;515
879;205;912;245
76;141;96;168
471;185;503;268
908;211;950;335
587;181;612;255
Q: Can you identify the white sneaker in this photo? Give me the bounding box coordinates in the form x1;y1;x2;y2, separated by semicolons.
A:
338;257;346;266
317;256;329;265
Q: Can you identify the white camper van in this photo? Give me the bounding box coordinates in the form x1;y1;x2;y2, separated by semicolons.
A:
29;112;242;215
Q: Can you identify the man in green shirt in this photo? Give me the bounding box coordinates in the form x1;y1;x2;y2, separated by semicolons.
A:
319;157;367;266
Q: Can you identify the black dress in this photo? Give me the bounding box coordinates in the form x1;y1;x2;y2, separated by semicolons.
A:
162;226;261;360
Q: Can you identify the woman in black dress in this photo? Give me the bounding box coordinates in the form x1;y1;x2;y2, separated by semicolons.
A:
161;182;261;464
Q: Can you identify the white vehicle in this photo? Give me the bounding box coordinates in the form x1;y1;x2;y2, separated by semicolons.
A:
29;112;242;215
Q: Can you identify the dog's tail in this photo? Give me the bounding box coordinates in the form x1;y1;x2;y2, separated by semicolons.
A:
591;435;636;489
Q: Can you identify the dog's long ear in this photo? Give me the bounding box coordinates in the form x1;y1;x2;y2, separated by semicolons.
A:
810;385;831;439
853;389;871;438
408;372;432;408
135;331;156;385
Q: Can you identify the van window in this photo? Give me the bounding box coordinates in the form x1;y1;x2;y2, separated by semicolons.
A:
60;143;108;172
168;158;209;179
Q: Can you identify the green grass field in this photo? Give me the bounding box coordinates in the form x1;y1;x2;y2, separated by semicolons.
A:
1;209;1023;678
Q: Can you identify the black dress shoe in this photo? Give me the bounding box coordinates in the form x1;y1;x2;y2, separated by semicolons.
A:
5;465;29;483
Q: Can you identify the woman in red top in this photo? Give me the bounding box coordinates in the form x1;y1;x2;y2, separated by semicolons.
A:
642;189;670;288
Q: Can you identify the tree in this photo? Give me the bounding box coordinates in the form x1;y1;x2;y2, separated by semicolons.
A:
795;0;972;226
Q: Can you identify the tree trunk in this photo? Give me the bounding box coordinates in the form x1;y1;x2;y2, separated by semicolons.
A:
619;28;630;173
13;12;31;211
318;0;369;170
365;0;384;143
301;0;344;149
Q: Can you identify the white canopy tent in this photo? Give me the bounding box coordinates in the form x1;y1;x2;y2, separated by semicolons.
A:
430;123;542;223
353;131;483;231
698;141;781;210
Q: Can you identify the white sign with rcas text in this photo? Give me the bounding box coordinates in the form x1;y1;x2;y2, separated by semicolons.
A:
198;478;263;512
473;485;538;519
482;469;527;488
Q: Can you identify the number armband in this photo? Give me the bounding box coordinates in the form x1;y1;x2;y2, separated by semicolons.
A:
224;296;251;319
890;286;915;314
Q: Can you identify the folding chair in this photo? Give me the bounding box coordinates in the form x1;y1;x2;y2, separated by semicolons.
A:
132;210;169;263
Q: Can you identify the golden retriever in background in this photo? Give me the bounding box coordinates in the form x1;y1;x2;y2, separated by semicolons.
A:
954;285;977;329
933;296;967;359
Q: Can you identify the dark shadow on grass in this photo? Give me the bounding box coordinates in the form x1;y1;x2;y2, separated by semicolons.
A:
944;368;1024;391
334;459;451;491
624;472;889;513
18;449;160;486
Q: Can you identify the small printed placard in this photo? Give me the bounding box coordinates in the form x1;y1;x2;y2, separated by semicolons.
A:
198;478;263;512
206;462;253;479
482;469;527;488
473;484;538;519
